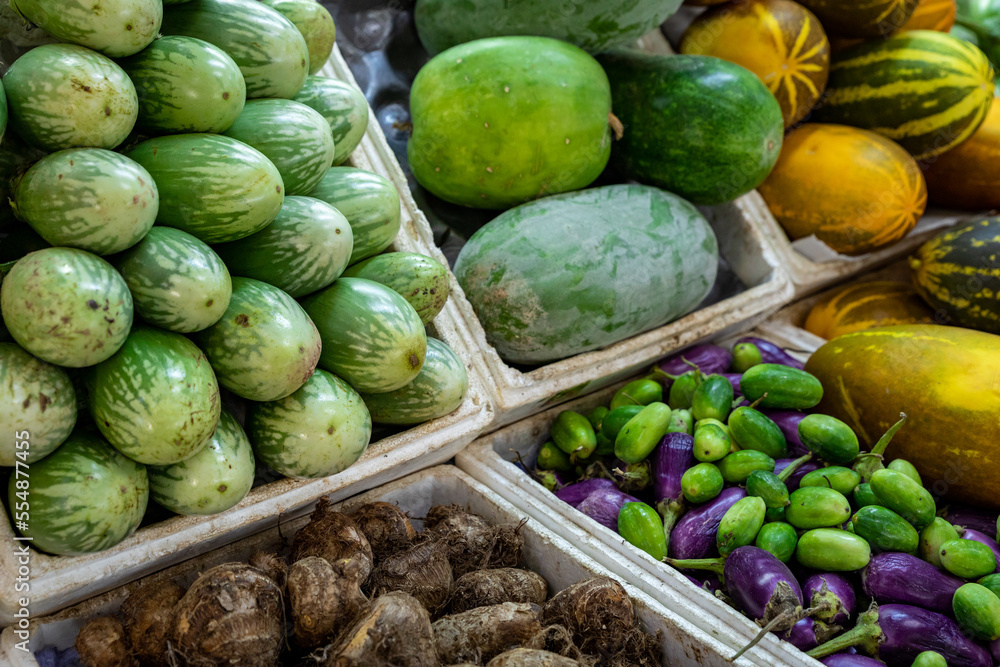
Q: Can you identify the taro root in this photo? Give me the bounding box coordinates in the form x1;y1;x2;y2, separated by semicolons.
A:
425;505;523;578
326;590;437;667
351;501;416;559
118;579;186;666
169;559;284;667
368;540;453;615
76;616;136;667
288;556;367;650
486;648;581;666
450;568;548;613
292;498;373;582
433;601;543;665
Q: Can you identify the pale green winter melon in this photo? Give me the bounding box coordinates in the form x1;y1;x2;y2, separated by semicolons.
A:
8;0;162;57
308;167;400;264
293;76;369;165
342;252;450;325
259;0;335;75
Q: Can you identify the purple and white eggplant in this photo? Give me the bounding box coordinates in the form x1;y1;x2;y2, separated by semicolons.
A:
774;457;822;492
820;655;885;667
943;504;999;537
667;486;746;559
723;373;743;396
736;336;805;369
862;552;964;614
575;487;641;532
655;344;733;386
764;410;809;457
651;432;695;548
555;477;617;508
804;573;856;626
780;617;840;652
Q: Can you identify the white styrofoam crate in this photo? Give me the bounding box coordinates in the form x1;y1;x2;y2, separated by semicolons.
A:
1;466;769;667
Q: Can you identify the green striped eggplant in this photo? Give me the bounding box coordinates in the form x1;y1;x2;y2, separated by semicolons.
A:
161;0;309;99
113;227;232;333
815;30;995;159
87;326;220;465
301;277;426;393
309;167;401;264
360;337;467;424
148;409;254;515
119;35;247;135
342;252;450;325
0;248;133;367
222;99;335;196
247;369;370;479
0;342;76;466
12;148;158;255
292;76;369;165
259;0;335;75
125;134;284;243
193;277;321;402
8;0;161;57
9;431;148;555
212;196;352;297
2;44;138;151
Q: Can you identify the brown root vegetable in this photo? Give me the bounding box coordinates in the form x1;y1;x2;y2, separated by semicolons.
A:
486;648;581;667
350;501;416;559
424;505;523;578
118;579;185;666
450;568;547;614
75;616;136;667
169;561;284;667
433;601;542;665
325;590;437;667
368;540;453;615
249;550;288;588
292;498;373;582
288;556;367;650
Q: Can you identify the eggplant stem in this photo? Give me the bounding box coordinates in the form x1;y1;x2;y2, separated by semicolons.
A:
657;498;686;554
777;453;813;482
747;393;767;410
728;608;798;662
663;556;725;578
806;603;883;659
648;365;678;381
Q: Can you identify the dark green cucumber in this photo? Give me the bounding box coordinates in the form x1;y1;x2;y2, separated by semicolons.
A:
691;374;734;422
740;364;824;409
798;414;860;465
851;505;919;554
727;406;787;458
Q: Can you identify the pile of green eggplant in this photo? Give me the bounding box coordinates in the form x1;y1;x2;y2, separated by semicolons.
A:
528;337;1000;667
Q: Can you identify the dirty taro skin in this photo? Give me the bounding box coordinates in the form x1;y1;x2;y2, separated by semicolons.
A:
454;184;719;364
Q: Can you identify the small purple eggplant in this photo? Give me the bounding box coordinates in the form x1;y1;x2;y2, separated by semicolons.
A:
804;573;856;626
862;552;964;614
763;410;809;457
808;604;993;667
991;638;1000;665
610;458;653;494
780;617;840;652
685;573;726;595
655;344;733;386
820;655;884;667
962;528;1000;573
943;505;999;537
736;336;805;369
575;487;641;532
723;373;743;396
774;457;821;492
555;477;618;507
651;432;695;547
668;486;746;559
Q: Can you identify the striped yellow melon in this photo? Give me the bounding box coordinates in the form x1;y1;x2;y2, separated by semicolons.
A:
922;96;1000;209
680;0;830;127
901;0;956;31
758;123;926;255
804;280;936;339
796;0;917;37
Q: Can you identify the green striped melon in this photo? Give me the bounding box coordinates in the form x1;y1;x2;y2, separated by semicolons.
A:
301;277;426;393
293;76;369;165
0;248;133;367
814;30;995;159
119;35;247;135
309;167;401;265
259;0;335;75
212;196;352;297
222;99;335;196
87;326;220;465
2;44;138;151
0;342;76;466
12;148;158;255
8;0;161;57
148;409;254;515
125;134;284;243
192;277;321;402
9;431;148;555
113;227;232;333
342;252;450;325
161;0;309;99
0;135;45;228
360;337;468;425
248;369;370;479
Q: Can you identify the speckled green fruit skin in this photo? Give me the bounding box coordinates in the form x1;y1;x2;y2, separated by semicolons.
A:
0;248;133;368
12;148;157;255
301;277;427;393
259;0;335;75
796;528;872;571
160;0;309;99
8;432;147;555
342;252;449;325
223;99;335;196
598;50;784;206
408;36;612;209
293;76;369;165
213;196;352;298
126;133;284;244
454;184;718;364
248;369;371;479
118;35;247;135
87;326;220;465
308;167;400;265
360;338;468;425
2;44;138;151
113;227;232;333
192;277;321;402
8;0;161;57
148;409;254;515
0;343;76;466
